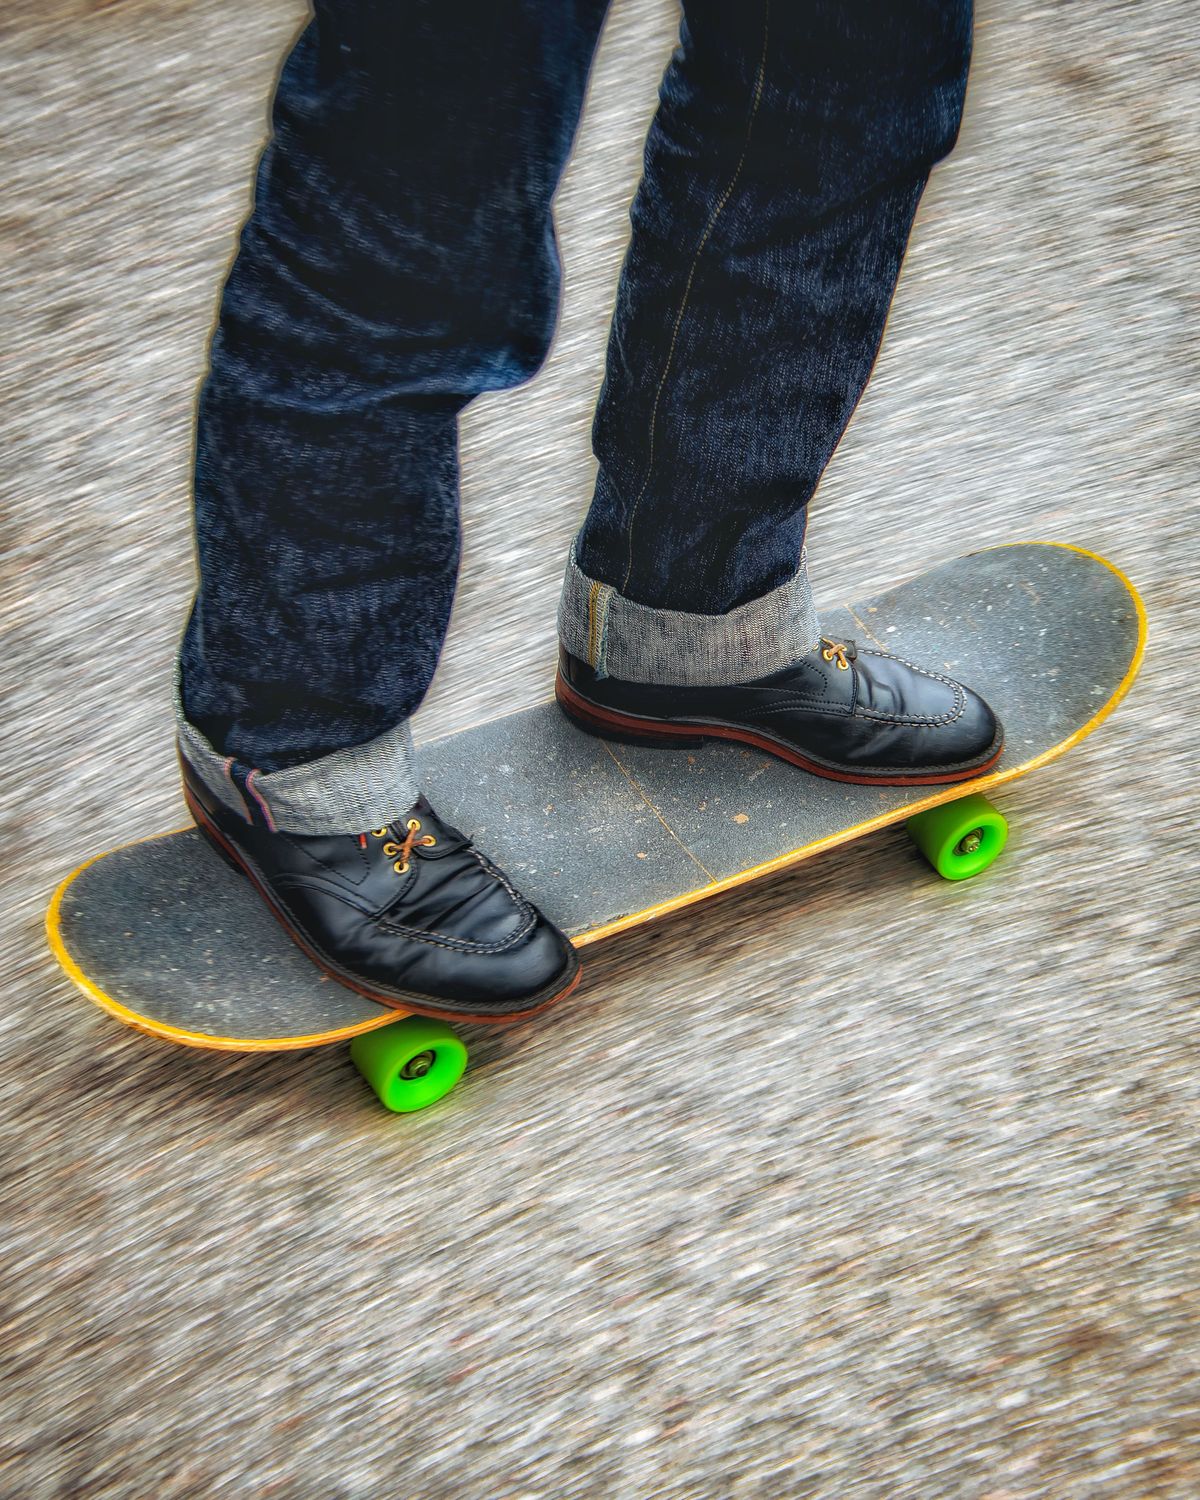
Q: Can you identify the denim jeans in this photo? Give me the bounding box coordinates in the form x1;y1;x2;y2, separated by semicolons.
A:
178;0;972;834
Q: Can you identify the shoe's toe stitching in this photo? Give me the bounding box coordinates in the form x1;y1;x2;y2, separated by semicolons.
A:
374;911;538;956
376;847;539;955
856;649;970;726
746;694;853;719
468;847;536;910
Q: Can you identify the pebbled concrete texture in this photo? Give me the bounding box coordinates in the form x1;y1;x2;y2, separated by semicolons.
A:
2;1;1198;1497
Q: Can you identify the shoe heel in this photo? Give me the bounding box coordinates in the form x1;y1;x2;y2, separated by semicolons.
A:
571;717;707;751
555;680;706;751
184;788;248;878
202;832;248;877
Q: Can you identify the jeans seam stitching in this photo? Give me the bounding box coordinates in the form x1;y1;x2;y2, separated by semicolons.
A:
243;768;278;833
619;0;772;596
220;755;254;825
587;579;609;669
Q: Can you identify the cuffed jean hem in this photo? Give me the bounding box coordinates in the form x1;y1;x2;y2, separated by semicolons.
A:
174;672;421;836
556;545;820;686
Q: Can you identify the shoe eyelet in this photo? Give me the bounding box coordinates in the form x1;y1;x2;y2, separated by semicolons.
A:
383;841;401;857
406;818;421;832
370;827;388;838
421;836;437;848
394;859;410;875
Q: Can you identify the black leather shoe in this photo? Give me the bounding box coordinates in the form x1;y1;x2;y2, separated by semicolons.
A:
181;756;580;1023
556;637;1003;785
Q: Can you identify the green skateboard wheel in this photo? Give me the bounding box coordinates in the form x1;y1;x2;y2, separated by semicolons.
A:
905;793;1008;881
349;1017;467;1113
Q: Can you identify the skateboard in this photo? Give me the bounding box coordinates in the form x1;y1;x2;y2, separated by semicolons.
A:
46;543;1145;1113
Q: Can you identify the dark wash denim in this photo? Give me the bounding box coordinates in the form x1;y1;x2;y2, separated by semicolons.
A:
180;0;973;774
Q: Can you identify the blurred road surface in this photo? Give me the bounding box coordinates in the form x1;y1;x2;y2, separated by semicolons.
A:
3;1;1198;1495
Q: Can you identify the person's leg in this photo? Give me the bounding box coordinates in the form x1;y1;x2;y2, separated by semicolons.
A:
180;0;609;836
173;0;609;1023
561;0;973;681
556;0;1000;785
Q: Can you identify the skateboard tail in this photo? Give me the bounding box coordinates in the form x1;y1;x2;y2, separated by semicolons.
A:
44;847;406;1052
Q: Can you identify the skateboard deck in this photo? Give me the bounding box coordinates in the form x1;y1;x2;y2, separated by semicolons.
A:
47;543;1145;1106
